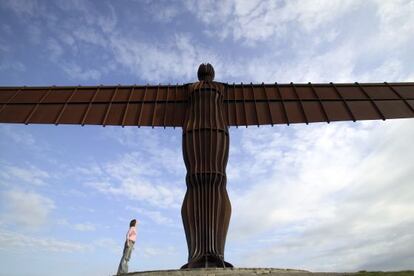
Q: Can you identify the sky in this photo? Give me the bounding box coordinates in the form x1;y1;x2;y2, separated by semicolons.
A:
0;0;413;275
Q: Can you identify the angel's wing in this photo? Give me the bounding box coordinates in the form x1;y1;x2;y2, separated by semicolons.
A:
2;82;413;128
0;84;188;127
222;82;414;126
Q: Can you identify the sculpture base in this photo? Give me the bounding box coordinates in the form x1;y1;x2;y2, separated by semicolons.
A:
119;267;360;276
180;255;233;269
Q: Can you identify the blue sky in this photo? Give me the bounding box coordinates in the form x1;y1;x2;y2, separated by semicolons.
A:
0;0;414;275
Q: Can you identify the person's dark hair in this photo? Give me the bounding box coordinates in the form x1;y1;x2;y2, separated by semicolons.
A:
129;219;136;227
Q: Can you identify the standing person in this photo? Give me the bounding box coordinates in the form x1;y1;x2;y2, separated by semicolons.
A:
117;219;138;275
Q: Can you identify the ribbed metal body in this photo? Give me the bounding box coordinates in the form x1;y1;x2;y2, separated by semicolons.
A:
181;81;232;268
2;64;414;269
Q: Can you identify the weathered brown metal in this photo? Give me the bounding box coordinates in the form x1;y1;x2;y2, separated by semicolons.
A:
309;82;330;123
291;82;308;124
54;86;79;125
385;82;414;113
262;83;274;126
275;82;290;125
1;64;414;268
121;85;135;127
0;85;189;126
181;77;232;268
1;82;413;127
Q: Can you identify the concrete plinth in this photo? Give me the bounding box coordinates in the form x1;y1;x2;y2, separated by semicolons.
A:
121;268;356;276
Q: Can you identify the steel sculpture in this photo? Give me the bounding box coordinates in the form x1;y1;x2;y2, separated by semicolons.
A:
1;63;414;268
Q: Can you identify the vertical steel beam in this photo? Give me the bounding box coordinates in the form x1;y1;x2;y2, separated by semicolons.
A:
181;64;233;268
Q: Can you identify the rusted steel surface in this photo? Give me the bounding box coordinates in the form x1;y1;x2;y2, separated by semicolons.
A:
1;63;414;269
1;82;413;127
0;85;189;127
181;74;232;268
223;82;414;126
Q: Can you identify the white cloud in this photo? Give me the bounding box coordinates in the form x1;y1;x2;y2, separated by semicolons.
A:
0;189;55;229
126;206;174;226
44;37;102;80
227;119;414;270
47;38;65;62
27;24;43;44
0;43;10;53
109;33;221;82
145;1;180;23
144;210;173;225
139;245;177;258
0;61;26;72
72;26;107;46
0;164;49;187
0;0;43;17
2;0;413;84
54;0;117;33
86;177;183;209
61;62;102;80
184;0;361;43
374;0;414;46
1;24;12;35
93;237;121;253
1;0;221;82
80;129;185;208
74;223;96;232
103;128;184;174
177;0;414;84
0;229;91;252
80;154;184;208
0;0;116;81
1;1;413;271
